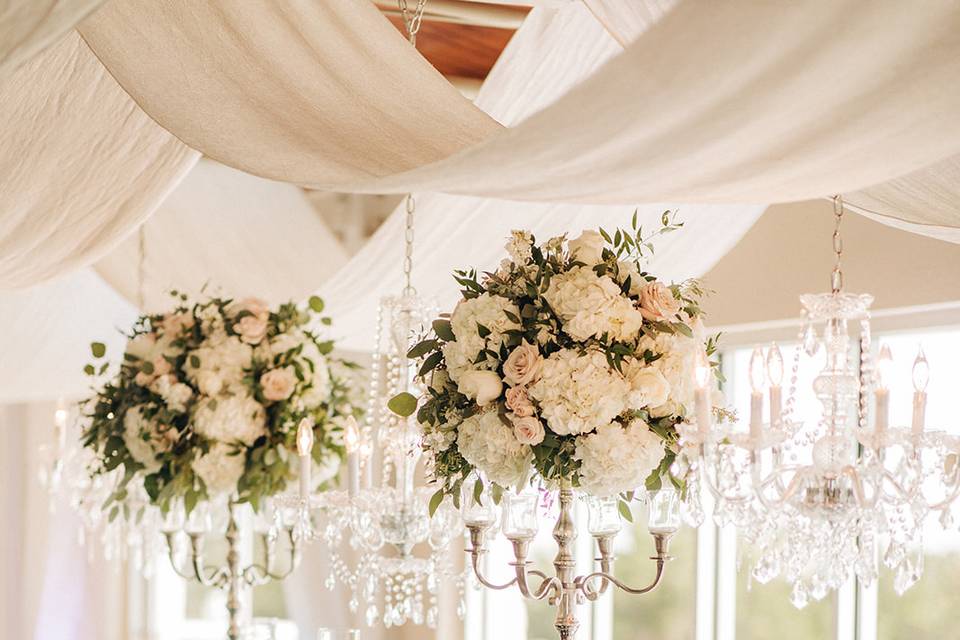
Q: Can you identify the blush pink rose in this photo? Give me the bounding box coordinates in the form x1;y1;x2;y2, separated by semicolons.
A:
502;341;543;387
161;312;195;337
230;298;270;345
505;386;535;418
260;366;297;401
512;415;545;446
637;281;681;322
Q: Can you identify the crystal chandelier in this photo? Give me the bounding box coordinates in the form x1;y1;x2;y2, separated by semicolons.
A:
284;193;466;629
685;196;960;606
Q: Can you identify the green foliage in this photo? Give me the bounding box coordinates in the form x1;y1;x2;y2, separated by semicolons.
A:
388;392;419;418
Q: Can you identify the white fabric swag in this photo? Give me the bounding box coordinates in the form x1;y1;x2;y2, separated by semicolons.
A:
0;0;105;76
0;32;198;289
78;0;960;208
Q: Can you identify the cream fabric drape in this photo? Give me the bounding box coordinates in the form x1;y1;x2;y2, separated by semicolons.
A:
0;0;105;76
95;159;350;310
581;0;677;46
77;0;501;187
0;32;198;289
79;0;960;207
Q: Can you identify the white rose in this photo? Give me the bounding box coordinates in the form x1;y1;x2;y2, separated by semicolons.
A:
502;341;543;387
504;386;535;418
196;370;224;396
568;230;605;265
260;366;297;402
511;415;545;445
622;360;671;410
638;281;681;322
575;420;665;497
229;297;270;345
617;260;645;296
458;370;503;406
638;333;699;418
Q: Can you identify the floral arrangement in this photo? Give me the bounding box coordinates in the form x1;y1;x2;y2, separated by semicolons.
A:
394;214;721;513
82;293;359;515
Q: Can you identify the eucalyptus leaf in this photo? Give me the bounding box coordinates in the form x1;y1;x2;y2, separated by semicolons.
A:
388;392;418;418
432;319;455;342
308;296;325;313
618;499;634;523
429;489;445;517
90;342;106;358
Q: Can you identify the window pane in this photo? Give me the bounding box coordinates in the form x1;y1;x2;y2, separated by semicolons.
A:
612;525;697;640
734;567;834;639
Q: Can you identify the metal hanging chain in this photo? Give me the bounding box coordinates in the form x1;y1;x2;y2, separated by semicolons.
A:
137;223;147;310
397;0;426;296
402;194;416;296
397;0;428;46
831;194;845;294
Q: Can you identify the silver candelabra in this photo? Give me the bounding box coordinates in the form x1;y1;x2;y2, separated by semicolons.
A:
462;481;680;640
163;499;304;640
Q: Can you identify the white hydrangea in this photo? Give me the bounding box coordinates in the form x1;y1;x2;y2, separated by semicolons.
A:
150;374;194;413
185;332;253;396
544;266;643;342
638;332;700;418
193;442;246;495
446;293;521;381
457;410;530;488
424;427;457;452
575;420;664;496
121;405;165;473
193;392;267;446
529;349;630;436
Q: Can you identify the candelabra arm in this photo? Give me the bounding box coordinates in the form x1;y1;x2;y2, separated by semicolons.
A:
507;538;561;601
466;525;517;590
576;533;672;601
243;527;302;585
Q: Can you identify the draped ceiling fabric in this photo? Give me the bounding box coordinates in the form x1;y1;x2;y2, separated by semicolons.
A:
319;4;765;352
77;0;502;186
0;32;198;289
0;0;105;76
95;160;350;311
79;0;960;218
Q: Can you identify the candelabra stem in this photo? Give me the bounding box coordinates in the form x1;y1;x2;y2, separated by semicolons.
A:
225;501;243;640
553;483;579;640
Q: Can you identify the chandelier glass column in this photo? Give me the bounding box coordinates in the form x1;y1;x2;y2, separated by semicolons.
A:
685;196;960;606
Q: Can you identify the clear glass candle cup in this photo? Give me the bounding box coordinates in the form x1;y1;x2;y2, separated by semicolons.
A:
646;488;681;535
460;473;499;529
501;490;539;540
585;495;621;537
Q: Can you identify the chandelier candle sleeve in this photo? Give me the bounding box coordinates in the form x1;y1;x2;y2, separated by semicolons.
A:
344;416;361;498
911;349;929;436
297;419;314;499
875;345;893;437
694;350;712;437
749;347;765;440
767;344;784;427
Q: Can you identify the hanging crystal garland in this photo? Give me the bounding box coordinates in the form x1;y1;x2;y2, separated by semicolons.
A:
682;196;960;606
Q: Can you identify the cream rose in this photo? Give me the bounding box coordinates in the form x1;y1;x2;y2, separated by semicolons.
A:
512;415;545;446
568;230;605;265
502;341;543;387
458;370;503;406
623;360;671;410
230;297;270;345
161;312;195;337
505;385;535;417
260;366;297;401
638;281;681;322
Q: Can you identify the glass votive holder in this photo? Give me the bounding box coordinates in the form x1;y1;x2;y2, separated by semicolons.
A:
501;490;539;540
184;501;212;535
460;473;498;528
585;495;621;536
646;488;681;535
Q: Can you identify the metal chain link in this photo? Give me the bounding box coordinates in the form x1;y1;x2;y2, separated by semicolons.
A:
403;194;416;296
137;223;146;310
396;0;426;295
831;194;845;294
397;0;428;46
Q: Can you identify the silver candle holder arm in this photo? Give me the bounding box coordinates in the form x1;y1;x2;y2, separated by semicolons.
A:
463;481;680;640
163;500;304;640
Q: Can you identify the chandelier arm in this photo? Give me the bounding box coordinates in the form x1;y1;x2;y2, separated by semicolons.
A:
752;462;806;510
697;449;757;505
924;478;960;511
839;465;868;506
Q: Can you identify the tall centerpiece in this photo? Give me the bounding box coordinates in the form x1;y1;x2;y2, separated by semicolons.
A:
393;214;723;639
81;293;358;639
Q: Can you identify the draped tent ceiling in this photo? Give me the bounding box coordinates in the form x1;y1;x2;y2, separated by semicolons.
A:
0;0;959;401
